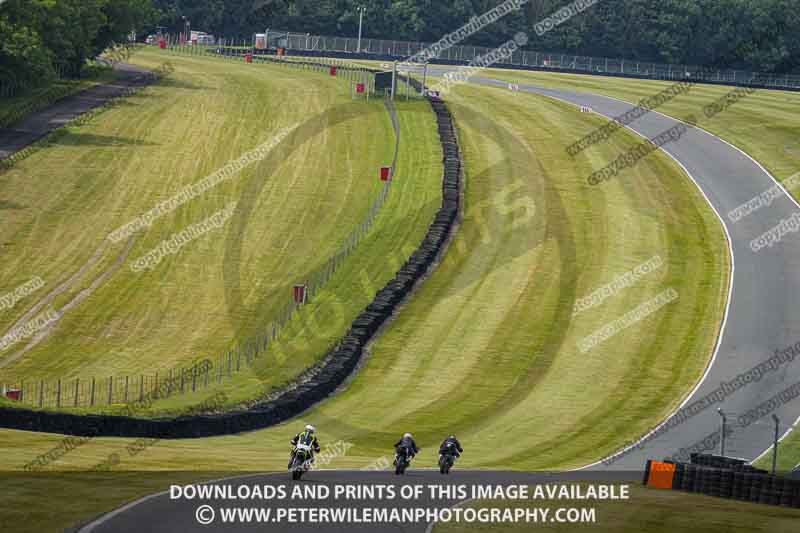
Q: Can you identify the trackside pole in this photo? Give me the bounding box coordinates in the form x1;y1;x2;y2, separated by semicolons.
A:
772;414;780;475
391;61;397;100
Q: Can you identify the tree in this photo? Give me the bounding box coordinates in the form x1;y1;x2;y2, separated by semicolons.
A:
0;15;54;91
97;0;159;49
0;0;158;95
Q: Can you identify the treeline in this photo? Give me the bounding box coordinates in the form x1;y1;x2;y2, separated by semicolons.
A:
0;0;156;93
2;0;798;95
152;0;800;74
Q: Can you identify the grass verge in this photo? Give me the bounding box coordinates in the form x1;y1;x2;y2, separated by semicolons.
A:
434;483;800;533
480;67;800;190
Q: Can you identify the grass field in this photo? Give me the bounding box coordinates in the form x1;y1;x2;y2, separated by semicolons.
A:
296;82;729;470
356;60;800;187
480;68;800;189
434;483;800;533
0;59;729;472
0;48;443;414
754;426;800;472
0;51;741;531
472;68;800;469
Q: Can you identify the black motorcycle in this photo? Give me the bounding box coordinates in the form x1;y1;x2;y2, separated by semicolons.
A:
439;443;458;474
289;443;313;480
394;447;412;475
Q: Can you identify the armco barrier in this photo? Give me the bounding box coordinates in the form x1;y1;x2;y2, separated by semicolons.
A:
0;61;462;438
255;29;800;93
644;455;800;508
272;49;800;94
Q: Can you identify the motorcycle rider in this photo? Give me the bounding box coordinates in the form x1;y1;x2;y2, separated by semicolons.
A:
439;435;463;461
394;432;419;465
288;424;321;469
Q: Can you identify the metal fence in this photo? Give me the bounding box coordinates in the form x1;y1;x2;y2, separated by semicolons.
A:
4;362;211;409
0;63;73;99
266;29;800;91
1;48;401;410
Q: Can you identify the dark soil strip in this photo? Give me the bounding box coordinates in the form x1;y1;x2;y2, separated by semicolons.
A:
0;64;155;160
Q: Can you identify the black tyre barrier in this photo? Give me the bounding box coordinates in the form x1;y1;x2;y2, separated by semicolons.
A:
667;456;800;508
0;62;462;439
689;453;767;472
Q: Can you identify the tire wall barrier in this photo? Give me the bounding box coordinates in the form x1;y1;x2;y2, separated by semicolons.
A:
644;455;800;508
0;62;462;439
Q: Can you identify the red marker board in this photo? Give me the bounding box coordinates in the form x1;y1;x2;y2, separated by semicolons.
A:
293;284;308;304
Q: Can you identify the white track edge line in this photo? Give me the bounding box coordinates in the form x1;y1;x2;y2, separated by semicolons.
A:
423;496;476;533
596;91;800;211
77;471;283;532
750;413;800;466
76;467;456;531
593;90;800;461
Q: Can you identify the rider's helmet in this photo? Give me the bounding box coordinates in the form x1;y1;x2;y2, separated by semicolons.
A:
404;432;413;439
305;424;316;433
449;435;456;440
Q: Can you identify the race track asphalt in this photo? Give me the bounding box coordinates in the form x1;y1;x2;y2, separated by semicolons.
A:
74;470;639;533
69;71;800;531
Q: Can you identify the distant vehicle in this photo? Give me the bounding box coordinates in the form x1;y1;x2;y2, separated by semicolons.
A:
145;35;156;44
190;31;215;45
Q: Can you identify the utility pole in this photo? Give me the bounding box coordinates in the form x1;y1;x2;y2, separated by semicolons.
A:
391;61;397;99
356;6;366;53
181;16;190;43
772;415;780;475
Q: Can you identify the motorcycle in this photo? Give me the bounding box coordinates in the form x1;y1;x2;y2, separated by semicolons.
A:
289;442;313;480
439;452;456;474
394;447;412;475
439;443;458;474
